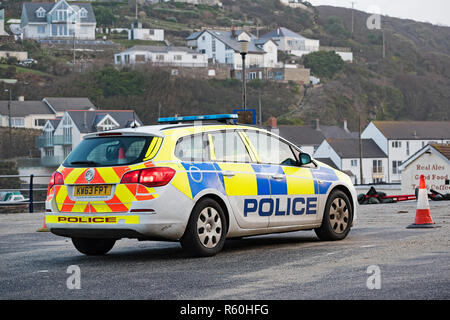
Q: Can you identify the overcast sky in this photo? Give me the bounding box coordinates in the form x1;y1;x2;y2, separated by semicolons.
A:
307;0;450;26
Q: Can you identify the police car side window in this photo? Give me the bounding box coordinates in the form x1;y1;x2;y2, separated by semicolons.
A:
209;130;251;163
246;130;297;166
175;133;209;162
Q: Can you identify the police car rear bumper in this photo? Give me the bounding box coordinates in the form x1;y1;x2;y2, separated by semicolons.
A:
45;212;187;241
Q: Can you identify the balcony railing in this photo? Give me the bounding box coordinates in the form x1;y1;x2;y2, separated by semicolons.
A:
41;155;65;167
35;135;72;148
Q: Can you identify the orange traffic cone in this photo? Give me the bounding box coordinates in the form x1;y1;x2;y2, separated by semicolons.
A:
407;175;438;229
37;216;49;232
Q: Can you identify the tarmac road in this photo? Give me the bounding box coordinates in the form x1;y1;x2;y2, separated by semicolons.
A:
0;201;449;300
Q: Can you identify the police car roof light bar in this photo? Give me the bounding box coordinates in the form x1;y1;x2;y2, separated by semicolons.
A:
158;114;238;124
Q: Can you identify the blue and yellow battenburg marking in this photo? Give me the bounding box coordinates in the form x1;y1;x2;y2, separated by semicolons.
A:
170;161;339;200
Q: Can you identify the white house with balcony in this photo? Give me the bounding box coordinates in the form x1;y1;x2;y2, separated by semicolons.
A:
186;29;278;71
260;27;319;57
114;45;208;67
20;0;96;40
313;138;388;185
37;110;142;167
361;121;450;183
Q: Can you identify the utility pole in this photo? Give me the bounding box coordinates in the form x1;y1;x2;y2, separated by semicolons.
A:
258;88;262;126
136;0;138;21
359;113;364;185
382;29;386;59
351;1;355;38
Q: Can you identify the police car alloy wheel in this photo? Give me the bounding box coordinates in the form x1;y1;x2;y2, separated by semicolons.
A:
314;190;353;241
72;238;116;256
181;198;227;257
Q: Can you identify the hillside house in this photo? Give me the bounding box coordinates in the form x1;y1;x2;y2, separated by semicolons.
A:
37;110;142;167
21;0;96;40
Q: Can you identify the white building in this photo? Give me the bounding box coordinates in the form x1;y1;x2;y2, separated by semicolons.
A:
260;27;319;57
399;144;450;194
361;121;450;183
0;9;9;36
0;97;95;130
37;110;142;167
114;45;208;67
20;0;96;40
187;29;278;71
314;138;388;185
129;22;164;42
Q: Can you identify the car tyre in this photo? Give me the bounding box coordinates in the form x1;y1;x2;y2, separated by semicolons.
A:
315;190;353;241
180;198;227;257
72;238;116;256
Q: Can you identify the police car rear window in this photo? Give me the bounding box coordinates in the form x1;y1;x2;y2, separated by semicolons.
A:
63;136;152;167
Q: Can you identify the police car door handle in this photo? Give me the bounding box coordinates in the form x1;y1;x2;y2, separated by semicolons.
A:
271;174;285;180
223;171;235;177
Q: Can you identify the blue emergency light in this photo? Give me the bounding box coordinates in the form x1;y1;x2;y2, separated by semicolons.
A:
158;114;238;124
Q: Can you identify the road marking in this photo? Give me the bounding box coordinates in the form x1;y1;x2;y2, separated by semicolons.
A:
361;245;377;248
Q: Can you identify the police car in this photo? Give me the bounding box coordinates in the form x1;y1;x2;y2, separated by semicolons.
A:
45;114;357;257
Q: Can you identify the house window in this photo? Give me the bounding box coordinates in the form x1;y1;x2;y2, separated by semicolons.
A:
116;55;122;63
406;141;410;156
202;35;205;41
98;118;118;131
34;119;47;127
36;8;46;18
156;54;164;61
248;72;257;80
57;10;68;21
192;55;197;59
212;39;216;52
37;25;46;34
124;54;130;64
392;161;402;174
373;160;383;173
149;29;155;35
79;8;87;18
174;55;182;61
350;159;358;167
45;148;54;157
392;141;402;148
135;54;146;62
11;117;25;127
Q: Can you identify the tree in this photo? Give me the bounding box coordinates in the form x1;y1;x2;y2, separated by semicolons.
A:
303;51;345;79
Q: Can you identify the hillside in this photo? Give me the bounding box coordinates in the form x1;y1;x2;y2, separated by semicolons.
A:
1;1;449;130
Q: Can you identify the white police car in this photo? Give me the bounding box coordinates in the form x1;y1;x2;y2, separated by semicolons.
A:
45;114;357;257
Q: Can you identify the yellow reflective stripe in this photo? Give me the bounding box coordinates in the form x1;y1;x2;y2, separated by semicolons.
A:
144;137;163;161
208;134;216;161
144;137;159;159
238;131;260;163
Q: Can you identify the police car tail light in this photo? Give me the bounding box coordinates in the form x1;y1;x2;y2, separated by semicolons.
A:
48;171;64;193
121;167;175;188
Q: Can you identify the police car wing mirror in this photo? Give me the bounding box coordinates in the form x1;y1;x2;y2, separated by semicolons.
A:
298;153;312;166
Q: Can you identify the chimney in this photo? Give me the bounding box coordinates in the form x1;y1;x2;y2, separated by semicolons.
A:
231;26;236;38
312;118;320;130
343;118;349;132
17;96;25;101
268;116;277;128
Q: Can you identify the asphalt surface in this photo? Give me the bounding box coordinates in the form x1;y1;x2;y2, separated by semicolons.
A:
0;201;449;300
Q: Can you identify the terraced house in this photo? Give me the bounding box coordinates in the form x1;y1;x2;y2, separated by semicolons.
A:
20;0;96;40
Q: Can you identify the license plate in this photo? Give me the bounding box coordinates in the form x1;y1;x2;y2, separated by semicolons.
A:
74;185;112;197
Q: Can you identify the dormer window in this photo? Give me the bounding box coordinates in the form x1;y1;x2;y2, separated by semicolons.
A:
79;8;87;18
36;7;46;18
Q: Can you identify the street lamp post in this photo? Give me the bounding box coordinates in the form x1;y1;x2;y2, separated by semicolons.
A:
4;88;12;156
239;40;249;110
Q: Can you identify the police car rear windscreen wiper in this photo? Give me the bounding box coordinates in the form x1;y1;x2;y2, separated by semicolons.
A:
70;161;99;166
